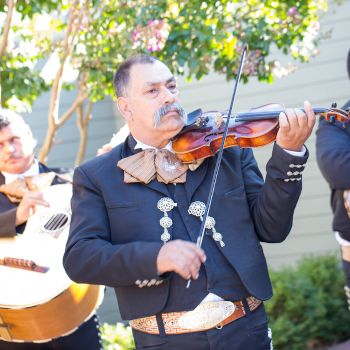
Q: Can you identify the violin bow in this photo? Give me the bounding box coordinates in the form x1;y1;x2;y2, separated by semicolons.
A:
187;46;247;288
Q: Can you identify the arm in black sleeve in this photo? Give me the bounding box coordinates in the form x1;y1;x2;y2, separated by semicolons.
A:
242;143;308;243
316;119;350;189
0;207;17;237
63;166;164;288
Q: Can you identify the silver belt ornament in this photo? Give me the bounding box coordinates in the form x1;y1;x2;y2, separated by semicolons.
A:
178;301;235;330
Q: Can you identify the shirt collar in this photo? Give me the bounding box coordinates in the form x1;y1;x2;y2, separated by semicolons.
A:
134;138;173;152
3;159;40;184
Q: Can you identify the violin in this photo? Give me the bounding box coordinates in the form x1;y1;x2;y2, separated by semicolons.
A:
172;103;350;164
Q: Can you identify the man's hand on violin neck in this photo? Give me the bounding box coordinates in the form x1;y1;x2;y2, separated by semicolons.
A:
276;100;316;152
156;239;207;281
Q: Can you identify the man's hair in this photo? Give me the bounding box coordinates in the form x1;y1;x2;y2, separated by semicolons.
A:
0;108;37;149
0;108;25;131
113;55;159;97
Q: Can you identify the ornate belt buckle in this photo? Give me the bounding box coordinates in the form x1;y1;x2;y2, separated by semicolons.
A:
177;301;235;331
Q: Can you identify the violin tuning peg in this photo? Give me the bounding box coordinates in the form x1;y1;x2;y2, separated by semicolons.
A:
195;116;209;128
329;115;336;124
331;102;337;108
342;121;349;128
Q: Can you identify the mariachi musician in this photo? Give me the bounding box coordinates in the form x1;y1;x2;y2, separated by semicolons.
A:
63;54;316;350
0;108;101;350
316;50;350;312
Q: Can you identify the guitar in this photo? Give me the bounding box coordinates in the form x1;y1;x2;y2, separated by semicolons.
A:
0;184;104;343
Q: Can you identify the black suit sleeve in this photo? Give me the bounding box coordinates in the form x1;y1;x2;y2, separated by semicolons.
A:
242;143;308;243
316;119;350;238
0;207;17;237
63;166;164;288
316;119;350;189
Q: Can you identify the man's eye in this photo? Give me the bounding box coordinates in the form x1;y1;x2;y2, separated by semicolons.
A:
148;88;158;94
168;84;177;90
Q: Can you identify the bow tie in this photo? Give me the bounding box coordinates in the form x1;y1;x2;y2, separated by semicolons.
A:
117;149;190;184
0;172;55;203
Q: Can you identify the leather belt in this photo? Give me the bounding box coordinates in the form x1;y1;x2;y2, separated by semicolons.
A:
130;296;262;335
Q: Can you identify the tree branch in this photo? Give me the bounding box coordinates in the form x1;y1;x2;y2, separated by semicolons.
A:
0;0;17;57
47;0;81;128
57;91;88;127
39;0;87;164
75;99;93;166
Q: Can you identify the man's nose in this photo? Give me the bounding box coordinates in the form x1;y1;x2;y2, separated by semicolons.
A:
4;142;15;154
162;88;176;105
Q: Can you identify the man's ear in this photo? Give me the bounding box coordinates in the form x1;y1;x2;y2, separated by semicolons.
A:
117;97;133;122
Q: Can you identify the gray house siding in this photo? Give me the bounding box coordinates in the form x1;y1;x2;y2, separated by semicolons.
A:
23;92;119;168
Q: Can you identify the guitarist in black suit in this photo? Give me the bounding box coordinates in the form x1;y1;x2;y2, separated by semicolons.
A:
0;108;102;350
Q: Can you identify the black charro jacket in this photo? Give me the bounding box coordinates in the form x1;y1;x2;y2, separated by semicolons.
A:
63;135;308;320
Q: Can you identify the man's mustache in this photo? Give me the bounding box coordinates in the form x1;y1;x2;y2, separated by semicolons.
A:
153;103;187;127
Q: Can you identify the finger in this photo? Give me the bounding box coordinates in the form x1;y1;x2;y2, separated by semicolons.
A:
180;246;206;267
24;192;50;207
35;200;50;207
23;191;44;200
170;247;202;279
24;198;50;207
278;111;290;132
295;108;307;129
174;240;207;261
184;244;206;262
177;259;201;280
304;100;316;129
174;262;194;280
188;255;202;278
284;108;299;130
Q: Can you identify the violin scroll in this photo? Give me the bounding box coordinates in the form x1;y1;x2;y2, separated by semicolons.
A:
318;105;350;128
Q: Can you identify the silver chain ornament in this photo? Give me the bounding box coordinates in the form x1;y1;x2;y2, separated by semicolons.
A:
188;201;225;247
157;197;177;243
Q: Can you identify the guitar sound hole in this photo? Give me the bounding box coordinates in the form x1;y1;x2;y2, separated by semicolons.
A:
44;213;69;231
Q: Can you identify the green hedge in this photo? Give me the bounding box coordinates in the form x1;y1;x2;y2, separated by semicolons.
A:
100;254;350;350
266;254;350;350
100;322;134;350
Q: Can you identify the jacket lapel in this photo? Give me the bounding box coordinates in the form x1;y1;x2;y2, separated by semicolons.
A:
184;158;210;203
144;179;171;197
38;163;49;174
